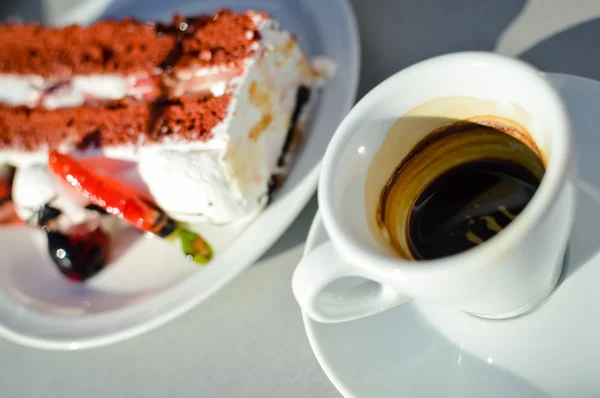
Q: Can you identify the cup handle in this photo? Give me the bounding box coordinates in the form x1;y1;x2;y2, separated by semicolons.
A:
292;241;410;323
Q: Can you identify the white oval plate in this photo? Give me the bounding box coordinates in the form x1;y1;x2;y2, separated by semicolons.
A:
0;0;359;350
302;73;600;398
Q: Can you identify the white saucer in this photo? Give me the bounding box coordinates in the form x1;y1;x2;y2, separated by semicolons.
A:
302;73;600;398
0;0;359;350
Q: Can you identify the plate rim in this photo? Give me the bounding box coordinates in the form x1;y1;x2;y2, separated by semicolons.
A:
300;72;600;398
0;0;361;350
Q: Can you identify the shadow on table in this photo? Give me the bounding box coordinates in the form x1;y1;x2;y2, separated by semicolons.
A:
553;181;600;292
349;0;526;99
520;18;600;82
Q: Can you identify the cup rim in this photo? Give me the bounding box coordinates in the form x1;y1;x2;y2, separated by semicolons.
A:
318;51;572;279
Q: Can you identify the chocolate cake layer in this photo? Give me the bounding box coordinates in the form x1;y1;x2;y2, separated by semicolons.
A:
0;94;232;151
0;9;264;79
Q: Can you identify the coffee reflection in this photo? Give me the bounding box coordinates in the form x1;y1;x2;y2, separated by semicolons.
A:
366;98;546;261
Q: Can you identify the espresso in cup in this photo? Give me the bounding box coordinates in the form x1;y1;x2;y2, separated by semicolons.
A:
365;96;549;262
377;116;546;260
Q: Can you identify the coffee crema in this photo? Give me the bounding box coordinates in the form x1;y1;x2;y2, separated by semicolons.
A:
377;117;545;260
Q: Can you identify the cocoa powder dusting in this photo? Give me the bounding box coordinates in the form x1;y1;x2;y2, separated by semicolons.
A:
0;9;263;78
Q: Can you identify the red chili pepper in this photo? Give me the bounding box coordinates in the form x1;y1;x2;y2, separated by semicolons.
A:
48;150;213;263
0;174;22;226
48;150;163;233
0;176;10;200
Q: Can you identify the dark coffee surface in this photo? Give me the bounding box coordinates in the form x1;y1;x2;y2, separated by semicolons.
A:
407;159;540;260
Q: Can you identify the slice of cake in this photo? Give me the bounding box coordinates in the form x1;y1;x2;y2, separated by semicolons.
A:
0;9;328;225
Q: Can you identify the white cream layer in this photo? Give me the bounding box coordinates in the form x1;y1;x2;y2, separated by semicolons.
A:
0;74;153;109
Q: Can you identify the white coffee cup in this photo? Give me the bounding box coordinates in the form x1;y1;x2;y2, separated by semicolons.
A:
292;52;576;322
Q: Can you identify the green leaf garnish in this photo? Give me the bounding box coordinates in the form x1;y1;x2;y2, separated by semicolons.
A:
178;228;214;264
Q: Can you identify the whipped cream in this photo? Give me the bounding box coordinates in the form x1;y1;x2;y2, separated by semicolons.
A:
138;150;264;224
12;163;89;224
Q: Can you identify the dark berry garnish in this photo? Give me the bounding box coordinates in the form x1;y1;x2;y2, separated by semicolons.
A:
46;221;109;282
84;203;108;215
29;203;61;226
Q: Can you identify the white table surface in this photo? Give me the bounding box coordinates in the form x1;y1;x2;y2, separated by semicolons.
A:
3;0;600;396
